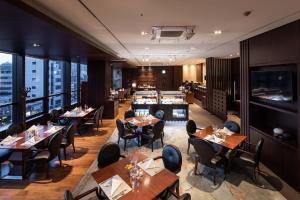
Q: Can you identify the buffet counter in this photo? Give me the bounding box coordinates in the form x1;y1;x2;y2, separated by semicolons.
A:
132;91;189;121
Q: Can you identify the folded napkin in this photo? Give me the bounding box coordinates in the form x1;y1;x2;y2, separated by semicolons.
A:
73;107;79;112
213;135;225;144
64;111;71;116
87;107;93;112
144;158;155;169
111;176;122;196
78;111;86;116
222;127;234;136
0;136;22;146
21;137;36;146
45;127;57;134
204;134;214;141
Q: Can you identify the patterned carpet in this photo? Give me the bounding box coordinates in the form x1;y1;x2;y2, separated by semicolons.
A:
73;121;286;200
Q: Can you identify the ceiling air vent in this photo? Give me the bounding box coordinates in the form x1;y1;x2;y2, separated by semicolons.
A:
151;26;195;41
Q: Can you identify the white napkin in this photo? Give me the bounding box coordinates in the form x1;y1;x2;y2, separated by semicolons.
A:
64;111;71;116
213;135;225;144
111;176;122;196
87;107;93;112
21;137;36;146
73;107;79;112
28;125;37;132
204;135;214;141
78;111;86;116
144;158;154;169
0;136;22;145
222;127;234;136
45;127;56;134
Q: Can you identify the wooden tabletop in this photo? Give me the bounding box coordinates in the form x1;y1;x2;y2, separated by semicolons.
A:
194;126;247;149
125;115;160;128
60;108;95;119
92;151;179;200
0;125;64;150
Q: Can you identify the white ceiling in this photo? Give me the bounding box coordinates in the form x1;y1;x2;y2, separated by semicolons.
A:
24;0;300;66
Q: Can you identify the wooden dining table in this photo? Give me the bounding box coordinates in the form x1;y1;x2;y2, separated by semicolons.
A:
92;151;179;200
0;125;64;180
59;107;95;119
124;115;160;128
194;126;247;149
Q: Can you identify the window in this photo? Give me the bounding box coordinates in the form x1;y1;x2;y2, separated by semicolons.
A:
0;52;13;130
71;63;78;104
80;64;88;83
25;57;44;117
49;60;64;110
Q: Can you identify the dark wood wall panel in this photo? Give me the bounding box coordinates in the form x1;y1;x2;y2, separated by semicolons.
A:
122;66;182;90
206;57;233;119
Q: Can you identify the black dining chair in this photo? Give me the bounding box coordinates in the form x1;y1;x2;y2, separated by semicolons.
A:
99;105;104;126
141;120;164;152
6;123;23;136
97;142;125;168
29;132;63;178
155;145;182;198
64;188;103;200
224;121;240;133
186;120;203;154
82;108;101;131
0;148;12;177
193;138;223;185
60;122;76;159
124;110;135;119
50;109;69;126
155;110;165;120
230;138;264;181
116;119;139;151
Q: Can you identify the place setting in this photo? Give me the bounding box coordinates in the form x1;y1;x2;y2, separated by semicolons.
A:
137;157;164;176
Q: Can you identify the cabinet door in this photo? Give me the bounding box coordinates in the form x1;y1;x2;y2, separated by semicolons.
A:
282;146;299;190
249;21;299;66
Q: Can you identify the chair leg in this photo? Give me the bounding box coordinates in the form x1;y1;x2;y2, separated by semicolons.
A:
252;167;257;181
63;147;67;160
187;142;190;154
124;139;127;151
46;163;50;179
161;136;164;147
118;136;120;144
194;157;199;175
151;141;154;152
213;165;217;185
58;154;62;166
72;142;75;153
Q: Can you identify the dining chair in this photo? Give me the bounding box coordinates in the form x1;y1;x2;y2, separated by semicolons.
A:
186;120;203;154
155;110;165;120
230;138;264;181
60;122;76;159
155;145;182;198
165;190;191;200
0;148;12;177
193;138;223;185
224;120;240;133
64;188;104;200
118;90;125;102
50;109;69;126
6;123;23;136
29;132;63;178
124;110;135;119
97;142;125;168
116;119;139;151
98;105;104;126
141;120;164;152
82;108;101;131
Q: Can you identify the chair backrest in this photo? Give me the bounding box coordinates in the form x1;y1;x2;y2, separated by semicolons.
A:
178;193;191;200
124;110;135;119
116;119;125;137
118;90;125;99
64;190;74;200
193;138;215;165
162;145;182;174
49;109;59;121
93;109;101;125
152;120;165;140
224;121;240;133
254;138;264;167
155;110;165;120
48;132;63;161
65;123;76;145
98;142;122;168
6;123;23;136
186;120;197;136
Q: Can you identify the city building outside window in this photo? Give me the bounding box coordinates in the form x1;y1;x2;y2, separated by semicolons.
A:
49;60;64;110
71;63;78;105
0;52;13;130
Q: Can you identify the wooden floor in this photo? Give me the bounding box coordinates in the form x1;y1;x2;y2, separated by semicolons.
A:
0;101;131;200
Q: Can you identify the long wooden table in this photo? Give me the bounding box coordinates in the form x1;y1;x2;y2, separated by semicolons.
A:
59;107;95;119
0;125;64;180
194;126;247;149
92;152;178;200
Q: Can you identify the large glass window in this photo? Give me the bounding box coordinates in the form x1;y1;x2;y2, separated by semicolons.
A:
49;60;64;110
25;57;44;117
0;52;13;130
80;64;88;83
71;63;78;104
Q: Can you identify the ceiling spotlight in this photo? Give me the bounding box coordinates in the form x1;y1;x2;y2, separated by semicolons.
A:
33;43;40;47
141;31;148;36
214;30;222;35
237;52;240;55
230;54;233;57
190;47;196;50
162;70;166;74
144;47;149;50
169;58;173;61
145;58;149;62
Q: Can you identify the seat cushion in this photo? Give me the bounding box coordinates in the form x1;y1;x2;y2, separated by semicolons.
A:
0;149;12;163
32;151;50;161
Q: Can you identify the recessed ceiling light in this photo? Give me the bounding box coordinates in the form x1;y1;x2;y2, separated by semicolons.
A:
237;52;239;55
230;54;233;57
144;47;149;50
162;70;166;74
33;43;40;47
145;58;149;62
141;31;148;36
214;30;222;35
190;47;196;50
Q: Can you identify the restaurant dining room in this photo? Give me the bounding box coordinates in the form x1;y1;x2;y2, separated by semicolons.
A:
0;0;300;200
